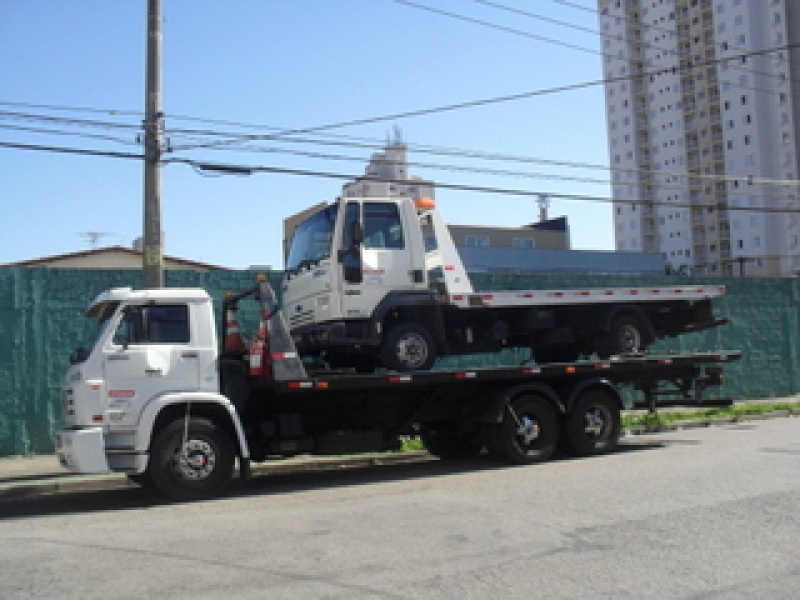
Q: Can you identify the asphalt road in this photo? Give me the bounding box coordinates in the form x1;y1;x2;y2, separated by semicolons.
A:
1;417;799;599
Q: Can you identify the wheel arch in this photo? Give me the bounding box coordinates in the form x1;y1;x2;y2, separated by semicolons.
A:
372;291;445;347
598;304;656;341
563;378;624;415
136;392;250;460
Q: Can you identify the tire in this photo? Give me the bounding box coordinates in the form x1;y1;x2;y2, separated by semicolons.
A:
487;395;558;465
147;416;235;501
421;425;483;460
597;313;651;358
380;322;436;371
561;390;621;457
126;472;151;486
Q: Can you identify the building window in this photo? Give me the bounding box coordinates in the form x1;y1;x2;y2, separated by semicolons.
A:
465;235;490;248
512;238;535;249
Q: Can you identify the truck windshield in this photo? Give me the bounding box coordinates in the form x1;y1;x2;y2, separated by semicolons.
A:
70;304;119;364
286;204;338;271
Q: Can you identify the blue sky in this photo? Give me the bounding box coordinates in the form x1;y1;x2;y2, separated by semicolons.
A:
0;1;612;270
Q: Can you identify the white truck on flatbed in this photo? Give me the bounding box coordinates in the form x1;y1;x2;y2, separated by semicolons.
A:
55;278;739;501
282;196;727;370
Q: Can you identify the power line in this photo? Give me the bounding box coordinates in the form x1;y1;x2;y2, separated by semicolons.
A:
4;112;793;196
169;155;800;214
5;102;799;192
0;123;138;146
188;142;800;201
0;100;142;118
0;140;143;160
4;137;798;214
394;0;607;57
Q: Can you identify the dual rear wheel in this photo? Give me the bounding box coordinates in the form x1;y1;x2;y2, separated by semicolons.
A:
422;391;621;465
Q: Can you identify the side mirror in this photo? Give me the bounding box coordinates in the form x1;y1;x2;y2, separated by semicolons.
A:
69;347;90;365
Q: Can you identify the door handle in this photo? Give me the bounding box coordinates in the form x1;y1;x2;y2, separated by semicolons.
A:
181;351;198;359
145;368;163;376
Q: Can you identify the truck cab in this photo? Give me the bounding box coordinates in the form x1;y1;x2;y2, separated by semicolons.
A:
283;196;438;370
57;287;246;485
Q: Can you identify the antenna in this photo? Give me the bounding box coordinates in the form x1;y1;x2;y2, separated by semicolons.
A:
537;194;550;222
79;231;115;249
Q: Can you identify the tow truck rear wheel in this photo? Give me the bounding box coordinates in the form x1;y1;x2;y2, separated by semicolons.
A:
487;395;558;465
381;322;436;371
148;416;235;501
560;390;620;456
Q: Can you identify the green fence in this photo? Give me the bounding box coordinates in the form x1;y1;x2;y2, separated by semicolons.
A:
1;268;798;456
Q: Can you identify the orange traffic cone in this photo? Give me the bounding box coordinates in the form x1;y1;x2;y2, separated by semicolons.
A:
224;309;246;353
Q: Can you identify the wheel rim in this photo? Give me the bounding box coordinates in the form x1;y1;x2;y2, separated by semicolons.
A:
617;323;642;352
517;415;541;446
172;438;217;481
583;405;612;439
508;405;542;449
394;332;429;369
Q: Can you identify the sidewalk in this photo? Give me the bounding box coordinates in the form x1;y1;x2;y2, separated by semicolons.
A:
2;398;797;500
0;451;434;500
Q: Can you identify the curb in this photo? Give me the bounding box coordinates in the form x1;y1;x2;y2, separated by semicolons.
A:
0;451;434;500
2;411;797;501
622;409;800;437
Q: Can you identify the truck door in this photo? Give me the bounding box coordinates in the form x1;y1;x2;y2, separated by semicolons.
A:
339;200;423;319
102;303;201;424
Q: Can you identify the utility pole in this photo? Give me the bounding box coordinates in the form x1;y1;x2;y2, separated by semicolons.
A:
142;0;164;288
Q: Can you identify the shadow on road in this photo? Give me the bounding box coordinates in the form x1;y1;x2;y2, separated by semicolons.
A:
0;439;669;520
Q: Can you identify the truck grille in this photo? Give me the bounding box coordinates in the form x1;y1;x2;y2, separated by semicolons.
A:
289;309;315;328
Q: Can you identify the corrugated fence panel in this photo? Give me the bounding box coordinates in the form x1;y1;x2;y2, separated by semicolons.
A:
0;268;798;455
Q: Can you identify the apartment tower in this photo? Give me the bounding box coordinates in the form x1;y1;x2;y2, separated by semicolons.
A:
599;0;800;276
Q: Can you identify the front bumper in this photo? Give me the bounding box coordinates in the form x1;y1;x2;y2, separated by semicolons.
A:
54;428;110;474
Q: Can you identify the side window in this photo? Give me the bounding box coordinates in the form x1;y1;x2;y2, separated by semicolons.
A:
363;203;404;249
113;304;190;345
147;305;190;343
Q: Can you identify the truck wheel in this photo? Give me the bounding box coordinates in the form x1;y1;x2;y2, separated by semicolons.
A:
487;395;558;465
421;425;483;460
148;416;235;501
598;313;651;357
561;390;620;457
381;323;436;371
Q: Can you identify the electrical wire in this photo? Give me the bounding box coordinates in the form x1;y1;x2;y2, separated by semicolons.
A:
165;155;800;214
4;101;799;194
0;140;143;160
394;0;608;57
3;136;798;215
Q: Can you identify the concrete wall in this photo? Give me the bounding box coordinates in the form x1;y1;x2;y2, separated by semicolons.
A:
1;268;797;456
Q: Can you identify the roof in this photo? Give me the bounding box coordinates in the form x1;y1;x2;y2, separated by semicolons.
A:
0;246;231;271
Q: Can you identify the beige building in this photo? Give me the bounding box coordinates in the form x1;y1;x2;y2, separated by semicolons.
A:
1;246;229;272
447;219;570;251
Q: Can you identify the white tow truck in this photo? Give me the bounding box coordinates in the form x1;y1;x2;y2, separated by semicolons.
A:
55;277;739;501
282;196;727;370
